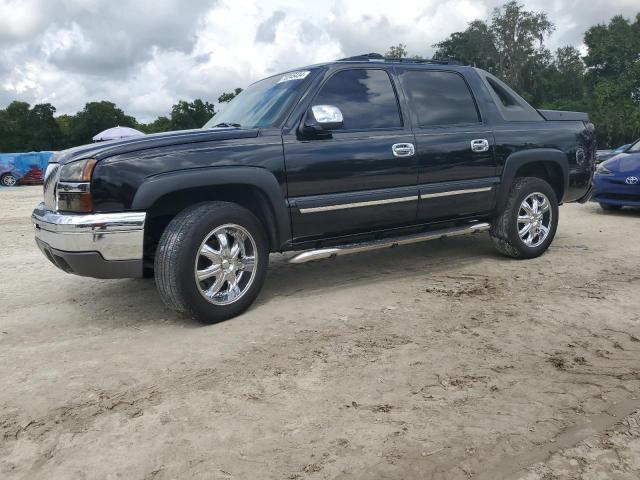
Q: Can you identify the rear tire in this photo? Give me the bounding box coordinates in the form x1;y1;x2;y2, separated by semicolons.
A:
490;177;559;259
599;203;621;211
154;202;269;323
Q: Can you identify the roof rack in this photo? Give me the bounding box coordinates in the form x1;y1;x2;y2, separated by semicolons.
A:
337;53;463;66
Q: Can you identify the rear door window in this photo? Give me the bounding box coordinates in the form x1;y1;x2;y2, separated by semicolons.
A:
313;69;402;130
401;71;480;126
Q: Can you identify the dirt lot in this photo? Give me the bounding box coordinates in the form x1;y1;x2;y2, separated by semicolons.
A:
1;185;639;480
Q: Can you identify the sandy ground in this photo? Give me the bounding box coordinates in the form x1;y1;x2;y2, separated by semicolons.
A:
1;185;639;480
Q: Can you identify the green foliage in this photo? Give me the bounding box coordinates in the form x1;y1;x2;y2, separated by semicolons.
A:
583;14;640;146
431;2;639;147
0;101;64;152
218;88;243;103
140;116;171;134
169;99;216;131
434;20;499;71
66;101;138;147
490;1;554;92
385;44;408;59
434;1;554;102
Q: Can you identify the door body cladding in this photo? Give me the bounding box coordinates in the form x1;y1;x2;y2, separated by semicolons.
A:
497;148;568;209
289;184;419;211
132;167;291;249
417;177;499;221
287;184;419;242
418;177;500;197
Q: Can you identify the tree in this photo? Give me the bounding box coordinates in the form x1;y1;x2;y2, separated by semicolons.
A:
0;101;64;152
56;115;73;148
537;46;587;111
583;14;640;147
27;103;64;151
433;20;499;71
141;116;171;134
490;1;554;94
385;44;408;59
218;88;243;103
0;101;31;152
169;99;216;130
67;101;138;146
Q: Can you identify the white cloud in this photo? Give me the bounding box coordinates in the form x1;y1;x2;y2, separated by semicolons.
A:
0;0;638;122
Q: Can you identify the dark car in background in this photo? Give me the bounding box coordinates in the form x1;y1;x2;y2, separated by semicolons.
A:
596;143;630;164
593;138;640;210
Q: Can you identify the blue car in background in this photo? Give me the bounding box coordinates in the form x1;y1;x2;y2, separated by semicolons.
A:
0;152;55;187
593;139;640;211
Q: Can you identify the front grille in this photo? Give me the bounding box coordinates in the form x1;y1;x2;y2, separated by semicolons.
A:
43;163;61;210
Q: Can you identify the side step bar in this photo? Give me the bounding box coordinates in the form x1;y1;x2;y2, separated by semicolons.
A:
289;222;490;264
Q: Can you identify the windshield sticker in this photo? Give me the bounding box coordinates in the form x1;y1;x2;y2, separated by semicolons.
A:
277;71;310;83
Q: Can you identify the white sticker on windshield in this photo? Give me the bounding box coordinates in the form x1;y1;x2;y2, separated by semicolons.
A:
277;71;310;83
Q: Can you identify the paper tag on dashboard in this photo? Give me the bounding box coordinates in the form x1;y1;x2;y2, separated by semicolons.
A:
277;71;310;83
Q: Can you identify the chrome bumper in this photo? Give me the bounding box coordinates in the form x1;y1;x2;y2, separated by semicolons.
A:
32;202;146;260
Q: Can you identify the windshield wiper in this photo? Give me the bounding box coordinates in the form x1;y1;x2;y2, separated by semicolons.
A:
212;122;241;128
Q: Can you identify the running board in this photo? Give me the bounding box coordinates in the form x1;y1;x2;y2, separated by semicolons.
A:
289;222;490;264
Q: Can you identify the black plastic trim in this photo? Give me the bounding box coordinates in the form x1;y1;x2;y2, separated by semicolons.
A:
498;149;569;209
131;166;291;248
35;238;142;278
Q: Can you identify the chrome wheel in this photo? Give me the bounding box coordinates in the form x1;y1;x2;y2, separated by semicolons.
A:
194;224;257;306
517;192;552;248
1;174;17;187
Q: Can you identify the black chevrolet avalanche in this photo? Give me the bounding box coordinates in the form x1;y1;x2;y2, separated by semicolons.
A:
32;53;596;322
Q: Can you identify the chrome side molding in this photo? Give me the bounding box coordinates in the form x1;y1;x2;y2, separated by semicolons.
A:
299;195;418;214
420;186;492;199
289;222;490;264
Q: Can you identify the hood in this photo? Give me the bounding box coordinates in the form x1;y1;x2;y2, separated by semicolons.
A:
51;127;260;165
602;152;640;173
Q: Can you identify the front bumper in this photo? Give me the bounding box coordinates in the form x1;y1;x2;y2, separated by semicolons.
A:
593;175;640;207
31;202;146;278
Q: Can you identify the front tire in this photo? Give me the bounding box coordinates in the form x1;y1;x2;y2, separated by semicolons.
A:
1;173;17;187
154;202;269;323
490;177;559;259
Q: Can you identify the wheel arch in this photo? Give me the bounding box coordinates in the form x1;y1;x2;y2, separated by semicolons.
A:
497;149;568;211
132;167;291;259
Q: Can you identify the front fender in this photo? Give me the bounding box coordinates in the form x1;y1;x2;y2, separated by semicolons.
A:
132;166;291;247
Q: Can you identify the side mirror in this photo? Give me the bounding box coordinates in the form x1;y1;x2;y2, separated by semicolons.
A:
299;105;343;139
310;105;344;130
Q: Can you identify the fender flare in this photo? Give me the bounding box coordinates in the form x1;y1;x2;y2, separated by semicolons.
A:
132;166;290;248
497;148;569;209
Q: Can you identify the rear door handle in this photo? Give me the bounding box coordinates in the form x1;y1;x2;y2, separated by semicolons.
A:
470;139;490;153
392;143;415;157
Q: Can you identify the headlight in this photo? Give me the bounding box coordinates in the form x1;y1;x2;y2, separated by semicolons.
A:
57;158;97;212
59;158;97;182
595;163;612;175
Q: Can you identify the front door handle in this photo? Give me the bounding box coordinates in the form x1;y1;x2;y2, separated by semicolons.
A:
470;139;490;153
392;143;415;158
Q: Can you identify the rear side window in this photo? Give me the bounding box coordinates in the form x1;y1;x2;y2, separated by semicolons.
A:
402;71;480;126
313;69;402;130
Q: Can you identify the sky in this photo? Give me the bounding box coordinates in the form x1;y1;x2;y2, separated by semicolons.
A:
0;0;638;122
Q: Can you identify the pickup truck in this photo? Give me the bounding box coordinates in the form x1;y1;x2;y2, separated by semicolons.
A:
32;53;596;323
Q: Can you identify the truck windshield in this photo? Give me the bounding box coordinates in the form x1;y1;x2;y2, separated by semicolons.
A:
203;69;316;129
